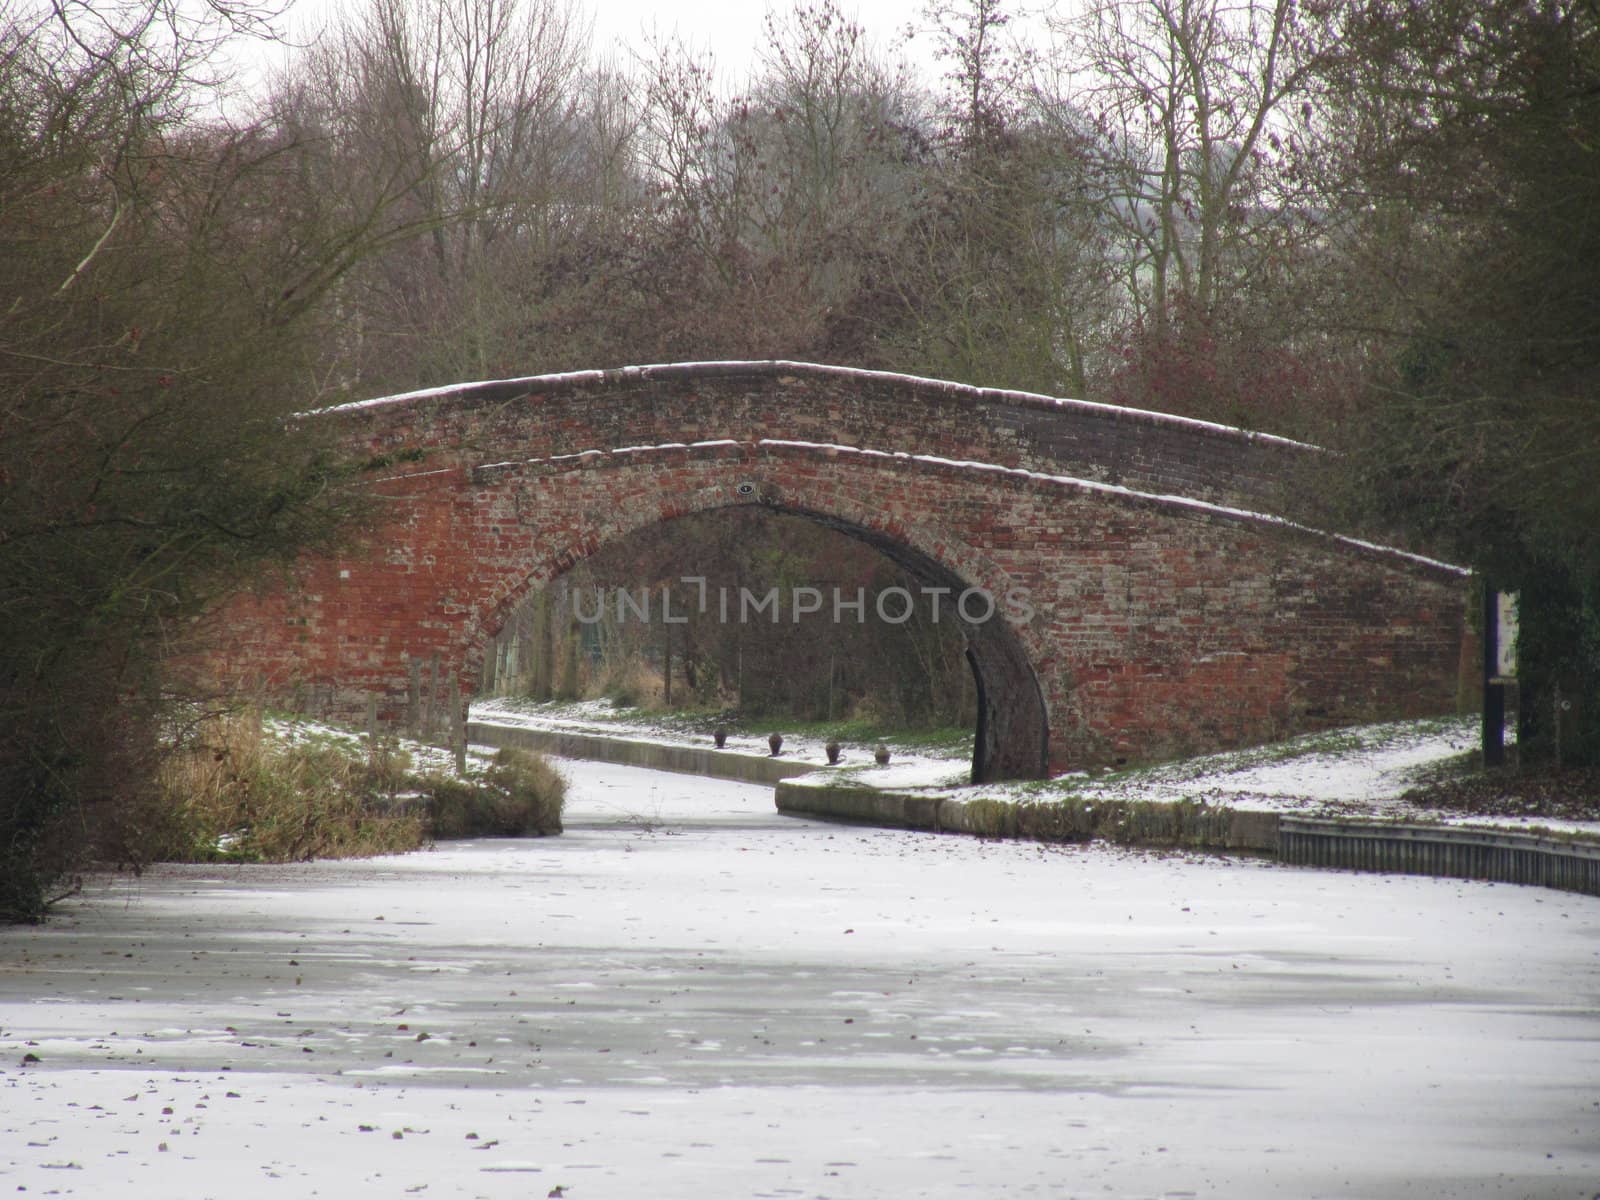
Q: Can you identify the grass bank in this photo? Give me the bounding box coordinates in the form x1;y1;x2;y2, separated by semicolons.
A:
103;714;565;869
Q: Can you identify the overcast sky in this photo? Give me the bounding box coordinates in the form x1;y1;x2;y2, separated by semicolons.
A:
248;0;1051;95
586;0;935;75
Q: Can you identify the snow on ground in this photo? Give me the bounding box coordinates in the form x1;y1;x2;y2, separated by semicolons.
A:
474;703;1600;836
1057;716;1600;835
472;697;968;783
3;758;1599;1199
266;714;479;777
1127;717;1483;805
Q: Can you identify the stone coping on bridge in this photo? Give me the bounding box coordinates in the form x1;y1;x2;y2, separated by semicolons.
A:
320;359;1321;453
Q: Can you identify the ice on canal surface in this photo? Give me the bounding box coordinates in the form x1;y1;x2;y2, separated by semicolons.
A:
2;759;1598;1198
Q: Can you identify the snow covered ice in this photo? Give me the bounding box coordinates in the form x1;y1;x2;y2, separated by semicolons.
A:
2;758;1597;1198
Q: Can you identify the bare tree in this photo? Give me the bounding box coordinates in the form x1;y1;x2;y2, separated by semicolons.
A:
866;0;1115;395
0;0;443;919
278;0;603;388
1307;0;1600;765
633;2;928;363
1050;0;1326;327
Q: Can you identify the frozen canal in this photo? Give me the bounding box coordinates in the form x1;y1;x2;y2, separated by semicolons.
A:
2;760;1598;1199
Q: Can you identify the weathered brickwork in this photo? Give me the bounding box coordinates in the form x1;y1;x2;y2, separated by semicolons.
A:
208;363;1470;782
327;361;1321;513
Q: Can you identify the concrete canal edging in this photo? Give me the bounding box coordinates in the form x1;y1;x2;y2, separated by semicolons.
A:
467;723;1600;898
467;720;820;786
777;778;1600;898
1277;816;1600;896
774;779;1280;852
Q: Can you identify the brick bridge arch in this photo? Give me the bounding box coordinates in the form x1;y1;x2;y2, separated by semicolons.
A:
213;361;1471;781
466;462;1054;780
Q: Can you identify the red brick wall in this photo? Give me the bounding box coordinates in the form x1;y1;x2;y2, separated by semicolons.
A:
207;366;1471;780
324;361;1322;514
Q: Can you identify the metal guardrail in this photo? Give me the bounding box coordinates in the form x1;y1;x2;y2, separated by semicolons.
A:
1278;817;1600;897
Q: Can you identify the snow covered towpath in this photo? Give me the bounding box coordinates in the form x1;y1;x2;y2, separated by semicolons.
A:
3;759;1598;1198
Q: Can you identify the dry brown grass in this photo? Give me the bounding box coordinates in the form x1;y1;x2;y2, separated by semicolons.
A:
424;747;565;838
110;713;568;864
118;714;427;864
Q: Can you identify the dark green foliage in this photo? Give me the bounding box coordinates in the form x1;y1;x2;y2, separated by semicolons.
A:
1322;0;1600;765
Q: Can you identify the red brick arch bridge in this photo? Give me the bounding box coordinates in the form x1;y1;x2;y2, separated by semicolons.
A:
214;361;1471;782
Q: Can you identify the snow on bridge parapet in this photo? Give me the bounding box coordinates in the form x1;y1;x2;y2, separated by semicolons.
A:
321;360;1319;452
465;436;1468;583
315;360;1326;522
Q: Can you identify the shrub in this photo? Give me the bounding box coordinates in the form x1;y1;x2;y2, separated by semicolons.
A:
424;748;565;838
225;743;426;861
417;773;488;839
486;748;566;833
110;714;427;865
596;659;660;710
96;715;569;873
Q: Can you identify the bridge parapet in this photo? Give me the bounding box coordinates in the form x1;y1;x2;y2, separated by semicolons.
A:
322;361;1322;518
